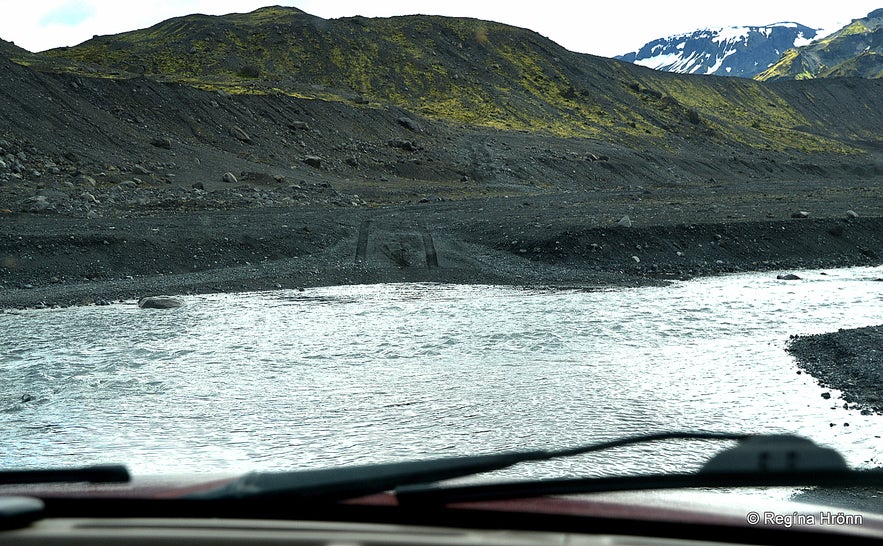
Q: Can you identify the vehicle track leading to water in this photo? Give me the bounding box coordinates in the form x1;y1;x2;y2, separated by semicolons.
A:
354;216;439;269
421;226;439;269
355;219;370;263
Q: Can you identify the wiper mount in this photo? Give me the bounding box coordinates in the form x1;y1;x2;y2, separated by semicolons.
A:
397;434;882;506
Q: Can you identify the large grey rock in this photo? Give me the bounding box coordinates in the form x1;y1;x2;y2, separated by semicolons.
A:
617;215;632;228
25;195;52;212
150;137;172;149
397;117;421;132
138;296;183;309
388;139;417;152
303;156;323;169
241;172;280;184
75;175;97;187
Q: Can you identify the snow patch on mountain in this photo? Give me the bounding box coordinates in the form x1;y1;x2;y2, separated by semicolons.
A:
617;23;819;78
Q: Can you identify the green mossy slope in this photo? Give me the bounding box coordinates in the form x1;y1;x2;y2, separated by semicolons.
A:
34;6;881;154
757;9;883;81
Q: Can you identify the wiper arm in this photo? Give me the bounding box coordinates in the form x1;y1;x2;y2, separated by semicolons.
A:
188;432;750;502
395;469;883;506
397;434;880;506
0;464;130;486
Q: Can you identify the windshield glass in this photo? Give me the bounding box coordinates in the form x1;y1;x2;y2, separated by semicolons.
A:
1;0;882;516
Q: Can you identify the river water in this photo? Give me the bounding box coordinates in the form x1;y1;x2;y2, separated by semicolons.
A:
2;266;882;486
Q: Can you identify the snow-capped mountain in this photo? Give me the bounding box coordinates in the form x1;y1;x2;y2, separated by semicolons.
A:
617;23;818;78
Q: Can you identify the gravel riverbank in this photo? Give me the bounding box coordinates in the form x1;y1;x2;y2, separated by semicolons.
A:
2;202;882;310
788;325;883;415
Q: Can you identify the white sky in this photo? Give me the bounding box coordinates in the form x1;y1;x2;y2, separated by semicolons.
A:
1;1;880;57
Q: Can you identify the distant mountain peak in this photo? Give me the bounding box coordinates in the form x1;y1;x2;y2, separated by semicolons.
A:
617;23;818;78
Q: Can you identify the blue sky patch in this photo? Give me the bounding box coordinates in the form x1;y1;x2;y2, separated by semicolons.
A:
39;1;96;27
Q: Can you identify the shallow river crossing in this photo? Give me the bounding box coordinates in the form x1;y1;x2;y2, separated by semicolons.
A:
2;266;882;485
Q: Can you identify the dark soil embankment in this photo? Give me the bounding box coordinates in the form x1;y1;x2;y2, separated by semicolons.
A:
2;199;883;309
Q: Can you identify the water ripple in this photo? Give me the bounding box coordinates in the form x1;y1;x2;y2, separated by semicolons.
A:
1;268;882;476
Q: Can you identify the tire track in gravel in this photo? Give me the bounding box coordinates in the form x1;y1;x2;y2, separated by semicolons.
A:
353;216;438;269
355;218;370;263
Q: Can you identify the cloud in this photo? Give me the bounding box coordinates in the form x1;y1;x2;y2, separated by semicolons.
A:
39;0;96;27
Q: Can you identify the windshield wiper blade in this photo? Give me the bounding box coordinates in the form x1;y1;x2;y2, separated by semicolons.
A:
0;464;130;486
395;469;883;506
397;434;880;506
188;432;750;502
396;468;883;506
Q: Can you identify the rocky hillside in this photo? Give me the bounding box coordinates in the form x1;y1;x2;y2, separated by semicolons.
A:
1;6;882;220
617;23;818;78
29;7;881;152
757;9;883;80
40;6;723;140
1;7;883;308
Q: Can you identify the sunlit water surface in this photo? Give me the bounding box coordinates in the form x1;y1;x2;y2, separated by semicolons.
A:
3;266;882;494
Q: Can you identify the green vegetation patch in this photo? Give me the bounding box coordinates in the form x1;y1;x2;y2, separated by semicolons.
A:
35;6;871;153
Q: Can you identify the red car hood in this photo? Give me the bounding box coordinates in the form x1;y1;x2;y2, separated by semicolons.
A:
3;474;882;540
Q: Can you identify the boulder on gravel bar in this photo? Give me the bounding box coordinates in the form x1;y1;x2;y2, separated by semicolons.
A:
138;296;183;309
